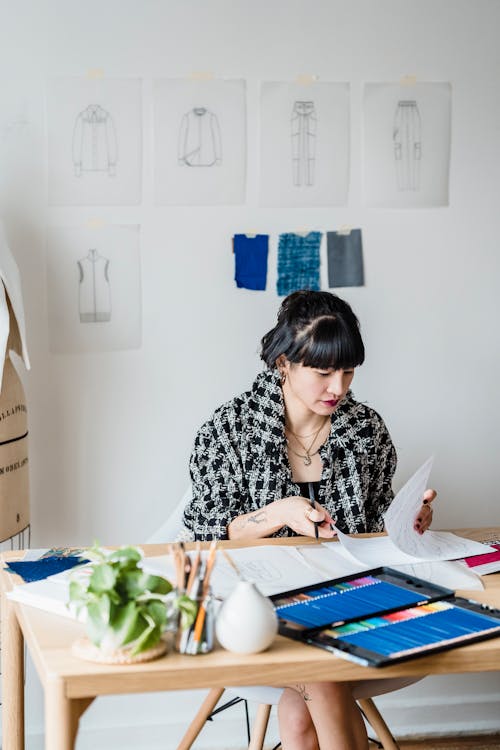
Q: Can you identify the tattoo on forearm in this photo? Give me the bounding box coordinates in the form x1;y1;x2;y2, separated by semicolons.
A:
295;684;311;702
234;511;267;530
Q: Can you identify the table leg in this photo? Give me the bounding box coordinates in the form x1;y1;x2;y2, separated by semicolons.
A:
1;592;25;750
45;678;94;750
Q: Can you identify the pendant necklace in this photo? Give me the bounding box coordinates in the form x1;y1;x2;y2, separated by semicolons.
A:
285;416;329;466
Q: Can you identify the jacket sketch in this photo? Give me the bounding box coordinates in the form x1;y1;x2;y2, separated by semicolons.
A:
177;107;222;167
72;105;118;178
77;249;111;323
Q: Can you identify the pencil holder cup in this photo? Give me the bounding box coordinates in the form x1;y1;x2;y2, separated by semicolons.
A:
175;590;215;655
215;580;278;654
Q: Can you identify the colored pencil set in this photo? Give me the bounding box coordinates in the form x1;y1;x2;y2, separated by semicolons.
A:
272;567;500;667
170;541;217;655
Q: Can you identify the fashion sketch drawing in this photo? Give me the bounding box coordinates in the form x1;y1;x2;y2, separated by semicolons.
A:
393;100;421;191
177;107;222;167
72;104;118;178
291;100;317;187
77;249;112;323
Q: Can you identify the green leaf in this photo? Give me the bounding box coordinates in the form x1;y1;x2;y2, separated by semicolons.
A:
108;547;142;565
107;601;144;648
146;575;172;595
144;600;167;628
86;600;108;646
130;624;161;656
68;580;87;604
177;595;198;629
88;563;117;594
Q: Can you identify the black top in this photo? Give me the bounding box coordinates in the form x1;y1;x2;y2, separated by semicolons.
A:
297;481;321;502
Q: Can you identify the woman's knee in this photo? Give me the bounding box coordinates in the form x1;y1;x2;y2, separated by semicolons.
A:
278;687;313;736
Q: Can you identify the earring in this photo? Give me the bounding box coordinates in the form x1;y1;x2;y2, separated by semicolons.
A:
280;371;286;385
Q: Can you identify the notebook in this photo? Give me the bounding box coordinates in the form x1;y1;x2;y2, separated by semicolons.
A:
270;567;500;668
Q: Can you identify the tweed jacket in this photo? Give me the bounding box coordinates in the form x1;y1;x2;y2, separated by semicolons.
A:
183;369;397;541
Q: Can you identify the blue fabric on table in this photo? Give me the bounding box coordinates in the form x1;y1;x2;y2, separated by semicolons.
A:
6;556;88;583
277;232;321;296
233;234;269;291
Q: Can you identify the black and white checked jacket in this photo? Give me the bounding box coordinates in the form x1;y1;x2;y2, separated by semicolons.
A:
183;369;397;541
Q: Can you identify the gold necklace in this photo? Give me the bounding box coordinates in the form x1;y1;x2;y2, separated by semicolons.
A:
285;417;328;466
286;441;323;466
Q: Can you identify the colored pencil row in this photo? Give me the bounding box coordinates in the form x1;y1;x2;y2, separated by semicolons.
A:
319;601;500;658
274;576;429;629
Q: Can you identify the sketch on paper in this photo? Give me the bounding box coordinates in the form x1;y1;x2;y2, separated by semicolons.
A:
154;78;245;204
47;224;141;354
291;100;316;187
77;249;111;323
363;82;451;207
393;100;421;191
72;105;117;178
178;107;222;167
260;81;349;207
47;77;142;206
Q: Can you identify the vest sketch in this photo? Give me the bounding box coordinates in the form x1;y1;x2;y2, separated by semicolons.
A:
72;105;118;178
291;100;317;187
177;107;222;167
393;100;421;191
77;249;111;323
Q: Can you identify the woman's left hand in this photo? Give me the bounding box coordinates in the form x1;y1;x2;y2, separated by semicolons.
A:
413;489;437;535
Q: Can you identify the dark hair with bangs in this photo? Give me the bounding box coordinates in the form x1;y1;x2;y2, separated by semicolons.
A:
260;290;365;371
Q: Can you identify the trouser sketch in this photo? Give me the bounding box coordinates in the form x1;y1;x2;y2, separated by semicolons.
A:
291;101;316;187
393;100;421;191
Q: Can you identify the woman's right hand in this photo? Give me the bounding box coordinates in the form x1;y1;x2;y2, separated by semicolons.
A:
278;496;337;539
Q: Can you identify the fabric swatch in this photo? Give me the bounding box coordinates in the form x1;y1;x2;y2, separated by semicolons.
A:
6;555;88;583
233;234;269;291
327;229;364;288
277;232;321;296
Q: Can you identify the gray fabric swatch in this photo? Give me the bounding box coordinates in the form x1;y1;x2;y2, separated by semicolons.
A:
327;229;364;288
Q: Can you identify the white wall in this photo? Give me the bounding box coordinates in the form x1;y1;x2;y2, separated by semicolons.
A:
1;0;499;746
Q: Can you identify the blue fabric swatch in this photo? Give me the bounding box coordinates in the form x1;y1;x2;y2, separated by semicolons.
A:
233;234;269;291
6;555;88;583
277;232;321;296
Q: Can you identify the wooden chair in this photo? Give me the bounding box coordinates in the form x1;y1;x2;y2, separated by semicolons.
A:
176;682;408;750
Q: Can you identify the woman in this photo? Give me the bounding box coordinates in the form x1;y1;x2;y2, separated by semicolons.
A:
183;290;435;750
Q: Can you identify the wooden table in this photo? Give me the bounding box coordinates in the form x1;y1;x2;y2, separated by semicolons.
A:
1;529;500;750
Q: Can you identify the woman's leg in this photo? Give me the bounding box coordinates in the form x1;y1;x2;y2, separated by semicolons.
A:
303;682;368;750
278;686;319;750
279;682;368;750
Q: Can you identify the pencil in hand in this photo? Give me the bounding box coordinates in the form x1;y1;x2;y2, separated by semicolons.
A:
308;482;319;541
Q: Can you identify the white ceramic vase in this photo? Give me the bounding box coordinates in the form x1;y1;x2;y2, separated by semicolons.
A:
215;580;278;654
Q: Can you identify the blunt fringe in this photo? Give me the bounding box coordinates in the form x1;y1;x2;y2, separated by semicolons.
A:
260;290;365;371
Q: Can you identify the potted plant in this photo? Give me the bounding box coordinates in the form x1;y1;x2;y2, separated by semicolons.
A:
69;544;196;664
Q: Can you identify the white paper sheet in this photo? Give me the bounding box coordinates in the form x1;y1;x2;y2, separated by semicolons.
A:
144;545;335;599
46;224;142;354
391;560;483;592
383;457;495;560
154;78;246;205
7;565;91;620
260;81;349;207
363;81;451;207
47;77;142;206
